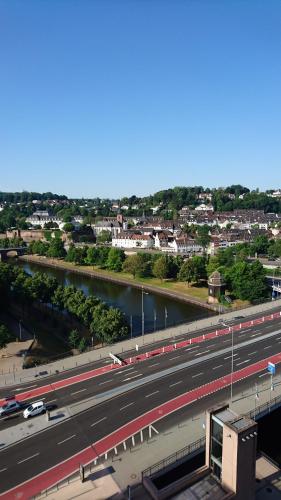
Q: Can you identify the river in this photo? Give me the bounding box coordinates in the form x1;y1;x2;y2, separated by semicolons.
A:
17;260;215;337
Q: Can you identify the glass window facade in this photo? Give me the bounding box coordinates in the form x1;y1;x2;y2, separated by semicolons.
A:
210;416;223;480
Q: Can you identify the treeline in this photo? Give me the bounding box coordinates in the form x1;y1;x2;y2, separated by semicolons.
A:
0;191;67;203
0;263;129;346
27;242;269;303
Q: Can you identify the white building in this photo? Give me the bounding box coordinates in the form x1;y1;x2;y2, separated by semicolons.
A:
112;232;154;249
195;203;214;212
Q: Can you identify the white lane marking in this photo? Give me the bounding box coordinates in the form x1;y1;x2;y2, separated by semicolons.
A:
195;350;210;356
250;333;260;338
169;355;181;360
14;384;37;391
91;417;107;427
207;343;216;347
114;367;136;375
264;346;272;350
259;373;268;378
248;352;257;355
114;369;138;376
236;359;250;366
99;379;113;385
120;402;134;411
57;434;76;445
169;381;183;387
192;372;203;378
18;452;39;465
224;354;238;360
222;339;229;343
213;365;223;370
242;328;252;332
0;468;7;473
71;388;87;396
145;391;159;398
150;362;160;367
47;399;57;404
184;347;198;352
123;374;143;381
276;337;281;340
238;334;247;338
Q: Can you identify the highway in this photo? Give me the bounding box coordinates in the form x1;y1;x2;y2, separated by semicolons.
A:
1;305;280;397
0;319;281;493
1;310;281;432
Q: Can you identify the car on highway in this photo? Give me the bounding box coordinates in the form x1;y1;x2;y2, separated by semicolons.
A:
23;401;46;419
0;400;22;417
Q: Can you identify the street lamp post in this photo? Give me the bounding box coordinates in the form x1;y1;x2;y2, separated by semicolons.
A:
19;320;22;342
230;325;234;402
141;286;149;345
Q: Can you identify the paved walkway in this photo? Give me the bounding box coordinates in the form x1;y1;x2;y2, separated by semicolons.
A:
0;298;280;387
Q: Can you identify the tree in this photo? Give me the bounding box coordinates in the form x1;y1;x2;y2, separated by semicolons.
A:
106;248;125;272
47;239;66;258
227;261;268;302
68;329;80;349
178;256;207;285
195;225;211;252
78;337;87;352
0;324;11;349
90;307;128;344
96;230;112;244
63;223;74;233
152;256;169;281
178;259;196;286
122;254;145;278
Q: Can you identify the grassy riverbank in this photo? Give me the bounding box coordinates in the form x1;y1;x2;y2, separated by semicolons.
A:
19;254;248;311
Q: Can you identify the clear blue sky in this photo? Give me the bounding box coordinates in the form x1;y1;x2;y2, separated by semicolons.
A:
0;0;281;198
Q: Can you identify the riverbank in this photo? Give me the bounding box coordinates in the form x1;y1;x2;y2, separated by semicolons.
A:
19;254;218;312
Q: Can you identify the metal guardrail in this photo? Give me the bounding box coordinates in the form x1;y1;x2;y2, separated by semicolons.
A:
141;394;281;481
142;435;206;479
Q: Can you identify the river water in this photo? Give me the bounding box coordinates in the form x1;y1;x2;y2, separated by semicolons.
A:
17;260;215;337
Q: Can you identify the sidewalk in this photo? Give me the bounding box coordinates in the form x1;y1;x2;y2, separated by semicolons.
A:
0;298;280;387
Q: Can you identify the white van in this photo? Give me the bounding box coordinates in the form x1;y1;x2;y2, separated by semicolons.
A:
23;401;46;419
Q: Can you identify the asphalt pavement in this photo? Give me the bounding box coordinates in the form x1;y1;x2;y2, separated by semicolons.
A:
1;313;281;431
1;323;281;493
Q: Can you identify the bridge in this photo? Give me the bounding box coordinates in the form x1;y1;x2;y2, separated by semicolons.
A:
0;247;27;261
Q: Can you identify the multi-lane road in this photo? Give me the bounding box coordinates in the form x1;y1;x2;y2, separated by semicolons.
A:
1;308;281;495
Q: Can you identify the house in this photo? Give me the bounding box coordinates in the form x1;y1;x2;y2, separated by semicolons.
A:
194;203;214;212
112;232;154;249
170;237;202;254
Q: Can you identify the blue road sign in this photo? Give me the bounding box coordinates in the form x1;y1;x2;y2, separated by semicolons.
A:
268;362;276;375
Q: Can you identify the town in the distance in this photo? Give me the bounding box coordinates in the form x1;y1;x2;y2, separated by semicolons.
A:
1;184;281;499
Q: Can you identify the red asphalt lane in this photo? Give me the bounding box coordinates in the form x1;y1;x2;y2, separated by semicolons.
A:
2;351;281;499
1;310;280;406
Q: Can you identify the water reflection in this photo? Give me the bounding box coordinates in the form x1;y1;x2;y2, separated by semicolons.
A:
17;261;215;336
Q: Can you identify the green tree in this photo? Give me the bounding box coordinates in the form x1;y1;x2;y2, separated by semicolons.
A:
47;239;66;258
63;223;74;233
106;248;125;272
122;254;145;278
152;256;169;281
0;324;11;349
227;261;268;302
195;225;211;251
68;329;80;349
96;230;112;244
78;337;87;352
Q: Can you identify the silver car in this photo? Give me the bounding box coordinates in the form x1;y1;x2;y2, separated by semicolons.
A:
0;400;21;416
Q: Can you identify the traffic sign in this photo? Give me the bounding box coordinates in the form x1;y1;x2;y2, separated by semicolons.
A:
267;362;276;375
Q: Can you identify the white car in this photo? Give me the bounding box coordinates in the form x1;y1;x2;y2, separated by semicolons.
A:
23;401;46;419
